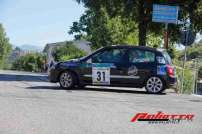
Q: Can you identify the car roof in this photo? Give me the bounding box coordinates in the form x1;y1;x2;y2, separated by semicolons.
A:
103;45;163;52
81;45;165;61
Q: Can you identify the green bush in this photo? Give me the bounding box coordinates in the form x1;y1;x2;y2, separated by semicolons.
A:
12;53;45;72
175;67;194;94
179;45;202;60
167;46;177;59
53;42;87;62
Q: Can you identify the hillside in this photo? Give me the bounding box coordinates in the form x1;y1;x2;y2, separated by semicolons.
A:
179;41;202;61
19;44;43;52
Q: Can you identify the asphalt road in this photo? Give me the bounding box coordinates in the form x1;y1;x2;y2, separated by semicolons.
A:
0;70;202;134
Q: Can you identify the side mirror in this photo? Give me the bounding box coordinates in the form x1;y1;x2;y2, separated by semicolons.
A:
86;58;92;63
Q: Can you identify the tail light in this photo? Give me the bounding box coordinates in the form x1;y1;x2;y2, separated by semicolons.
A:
166;65;174;77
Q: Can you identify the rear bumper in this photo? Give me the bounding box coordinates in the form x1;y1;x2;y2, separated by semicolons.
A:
168;82;177;89
166;77;177;89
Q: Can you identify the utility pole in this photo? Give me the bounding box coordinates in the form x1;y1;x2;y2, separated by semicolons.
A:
180;19;190;93
195;59;199;94
192;59;197;94
181;46;187;93
164;23;169;49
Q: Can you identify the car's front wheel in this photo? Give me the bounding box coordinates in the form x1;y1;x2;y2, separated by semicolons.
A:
59;71;76;89
145;76;165;94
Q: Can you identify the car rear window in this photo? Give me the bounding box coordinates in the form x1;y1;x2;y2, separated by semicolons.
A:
129;49;155;63
162;51;172;65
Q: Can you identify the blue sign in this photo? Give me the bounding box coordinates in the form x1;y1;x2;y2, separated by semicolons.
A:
152;4;179;24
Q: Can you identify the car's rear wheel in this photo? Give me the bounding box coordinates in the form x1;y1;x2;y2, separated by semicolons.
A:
59;71;76;89
145;76;165;94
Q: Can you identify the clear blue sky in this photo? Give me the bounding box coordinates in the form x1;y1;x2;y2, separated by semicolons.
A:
0;1;201;49
0;0;85;47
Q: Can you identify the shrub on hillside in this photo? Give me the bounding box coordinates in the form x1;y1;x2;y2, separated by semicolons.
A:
175;67;194;94
12;53;45;72
53;42;87;62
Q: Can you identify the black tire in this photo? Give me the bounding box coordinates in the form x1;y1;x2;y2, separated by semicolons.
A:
145;76;165;94
59;71;76;89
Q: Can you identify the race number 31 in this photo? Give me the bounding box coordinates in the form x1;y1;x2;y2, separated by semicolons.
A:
92;67;110;85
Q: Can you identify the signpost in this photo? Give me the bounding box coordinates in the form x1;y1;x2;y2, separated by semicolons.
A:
180;20;194;93
152;4;196;94
152;4;179;49
180;30;196;46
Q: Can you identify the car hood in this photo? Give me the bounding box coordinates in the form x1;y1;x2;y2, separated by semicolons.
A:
58;58;80;67
64;58;80;63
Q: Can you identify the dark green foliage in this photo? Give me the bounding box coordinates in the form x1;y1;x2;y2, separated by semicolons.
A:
53;42;87;62
187;45;202;60
69;9;138;49
72;0;202;47
167;45;177;59
12;53;45;72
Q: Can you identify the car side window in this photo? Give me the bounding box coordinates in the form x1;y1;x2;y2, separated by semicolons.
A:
91;48;126;63
129;49;155;63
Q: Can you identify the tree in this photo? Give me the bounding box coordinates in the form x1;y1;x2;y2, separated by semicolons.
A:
0;24;11;68
69;8;139;49
180;43;202;60
73;0;202;46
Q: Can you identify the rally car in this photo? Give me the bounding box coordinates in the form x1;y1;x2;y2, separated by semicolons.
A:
48;45;177;94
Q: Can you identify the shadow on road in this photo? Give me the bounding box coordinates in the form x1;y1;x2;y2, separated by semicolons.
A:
27;86;63;90
0;74;48;82
76;87;166;95
26;86;166;95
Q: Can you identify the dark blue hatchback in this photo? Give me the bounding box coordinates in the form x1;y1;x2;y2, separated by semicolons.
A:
48;45;177;94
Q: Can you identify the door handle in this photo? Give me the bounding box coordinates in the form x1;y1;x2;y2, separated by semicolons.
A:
115;64;124;70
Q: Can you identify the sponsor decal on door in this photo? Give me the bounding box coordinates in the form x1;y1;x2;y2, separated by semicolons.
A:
128;66;138;76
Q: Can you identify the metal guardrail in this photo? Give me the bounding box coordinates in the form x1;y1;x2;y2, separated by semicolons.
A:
196;81;202;95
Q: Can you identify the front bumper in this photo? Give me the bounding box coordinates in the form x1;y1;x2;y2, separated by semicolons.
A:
48;68;60;82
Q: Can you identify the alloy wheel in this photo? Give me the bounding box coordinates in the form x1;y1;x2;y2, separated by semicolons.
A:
146;77;163;93
60;72;73;88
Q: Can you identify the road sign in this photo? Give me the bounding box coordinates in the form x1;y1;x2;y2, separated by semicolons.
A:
152;4;179;24
180;30;196;46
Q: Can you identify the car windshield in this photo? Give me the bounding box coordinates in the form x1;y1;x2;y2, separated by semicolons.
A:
162;51;172;65
79;55;88;60
80;47;104;61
